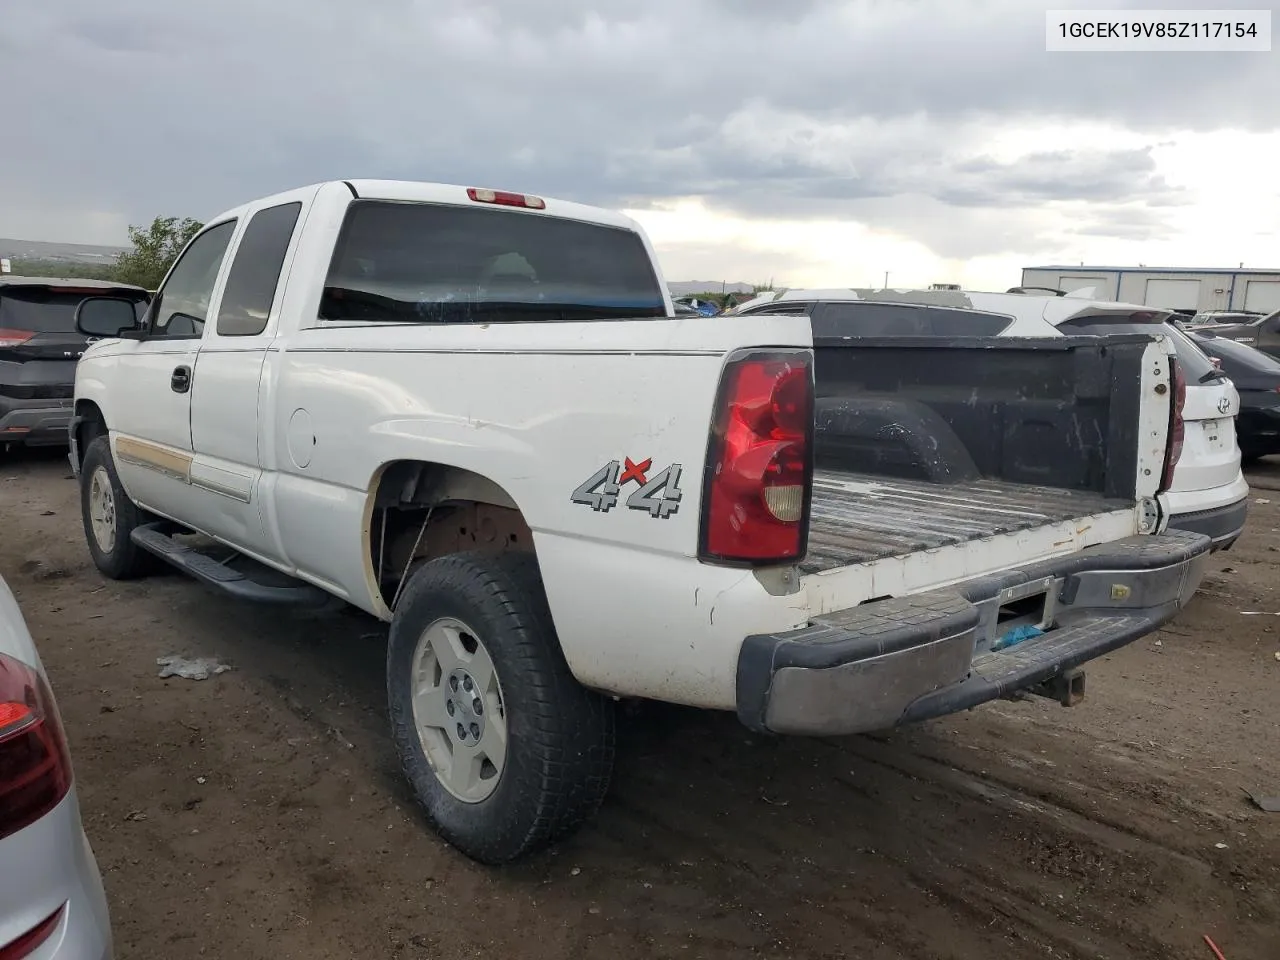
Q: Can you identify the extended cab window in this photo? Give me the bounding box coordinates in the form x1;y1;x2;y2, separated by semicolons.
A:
216;202;302;337
320;200;667;324
146;219;237;340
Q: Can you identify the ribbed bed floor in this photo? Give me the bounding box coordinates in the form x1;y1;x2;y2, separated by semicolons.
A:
803;471;1129;573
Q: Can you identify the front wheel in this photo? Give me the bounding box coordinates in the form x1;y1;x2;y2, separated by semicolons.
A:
386;551;615;864
79;436;156;580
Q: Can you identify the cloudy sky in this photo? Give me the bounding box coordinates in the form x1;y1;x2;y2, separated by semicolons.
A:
1;0;1276;289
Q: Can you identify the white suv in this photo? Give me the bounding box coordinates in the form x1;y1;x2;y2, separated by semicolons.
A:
732;288;1249;550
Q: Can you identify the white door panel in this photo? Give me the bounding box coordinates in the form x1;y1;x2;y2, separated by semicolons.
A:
107;219;240;517
108;344;197;513
188;193;311;562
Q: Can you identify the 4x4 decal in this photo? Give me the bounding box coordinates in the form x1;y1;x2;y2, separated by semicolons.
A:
571;456;683;518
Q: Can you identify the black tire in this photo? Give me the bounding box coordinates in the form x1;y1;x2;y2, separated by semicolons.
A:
387;551;615;864
79;436;156;580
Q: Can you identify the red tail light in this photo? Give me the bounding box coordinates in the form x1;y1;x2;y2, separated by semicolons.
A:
0;904;65;960
1160;358;1187;492
0;654;72;843
0;330;35;349
700;350;814;564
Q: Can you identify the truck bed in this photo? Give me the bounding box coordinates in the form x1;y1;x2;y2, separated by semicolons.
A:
803;470;1130;574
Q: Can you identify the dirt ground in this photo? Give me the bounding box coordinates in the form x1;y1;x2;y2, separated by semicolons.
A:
2;447;1278;960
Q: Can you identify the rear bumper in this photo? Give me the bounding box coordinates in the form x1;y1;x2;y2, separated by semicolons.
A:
0;788;113;959
0;396;73;446
736;530;1211;736
1168;496;1248;551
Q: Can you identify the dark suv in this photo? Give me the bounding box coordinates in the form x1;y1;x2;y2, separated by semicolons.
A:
0;276;149;448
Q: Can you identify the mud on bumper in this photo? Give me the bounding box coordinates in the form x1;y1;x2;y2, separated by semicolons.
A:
736;530;1212;736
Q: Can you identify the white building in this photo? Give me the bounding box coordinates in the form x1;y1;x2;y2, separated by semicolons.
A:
1019;265;1280;313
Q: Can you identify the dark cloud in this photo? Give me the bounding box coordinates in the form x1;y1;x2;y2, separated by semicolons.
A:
1065;205;1178;241
0;0;1272;258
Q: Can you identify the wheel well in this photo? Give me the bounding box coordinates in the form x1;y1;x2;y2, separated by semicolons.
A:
367;461;533;611
73;401;108;469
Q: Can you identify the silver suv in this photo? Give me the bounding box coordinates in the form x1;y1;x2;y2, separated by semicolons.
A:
0;573;112;958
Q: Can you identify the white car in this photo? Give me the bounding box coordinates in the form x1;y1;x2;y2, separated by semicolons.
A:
733;288;1248;550
0;575;112;958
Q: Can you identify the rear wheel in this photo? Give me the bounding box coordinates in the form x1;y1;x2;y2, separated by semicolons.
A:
79;436;156;580
386;551;615;864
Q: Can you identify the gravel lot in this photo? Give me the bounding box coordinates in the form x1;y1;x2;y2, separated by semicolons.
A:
2;447;1278;960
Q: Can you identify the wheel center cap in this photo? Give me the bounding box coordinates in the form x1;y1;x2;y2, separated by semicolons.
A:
445;668;485;743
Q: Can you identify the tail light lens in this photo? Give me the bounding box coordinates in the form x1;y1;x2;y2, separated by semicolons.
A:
466;187;546;209
0;653;72;843
1160;358;1187;492
0;330;35;349
699;350;814;564
0;905;65;960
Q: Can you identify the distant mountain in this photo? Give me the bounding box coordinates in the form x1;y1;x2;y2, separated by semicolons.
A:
668;280;755;296
0;238;126;264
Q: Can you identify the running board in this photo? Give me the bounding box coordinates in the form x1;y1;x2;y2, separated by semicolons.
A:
131;523;333;607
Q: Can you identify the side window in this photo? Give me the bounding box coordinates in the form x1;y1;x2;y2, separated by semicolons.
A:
147;220;237;340
738;302;812;316
813;302;1012;338
216;202;303;337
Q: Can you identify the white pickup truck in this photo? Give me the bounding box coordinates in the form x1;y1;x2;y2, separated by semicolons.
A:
69;180;1210;864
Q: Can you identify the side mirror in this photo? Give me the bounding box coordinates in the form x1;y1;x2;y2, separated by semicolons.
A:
76;297;142;338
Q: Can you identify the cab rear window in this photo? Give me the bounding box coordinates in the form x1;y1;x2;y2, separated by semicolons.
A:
320;200;667;324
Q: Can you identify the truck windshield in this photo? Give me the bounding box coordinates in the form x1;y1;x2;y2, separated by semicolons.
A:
320;200;668;324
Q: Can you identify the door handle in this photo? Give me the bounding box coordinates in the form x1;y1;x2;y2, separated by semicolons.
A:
171;365;192;394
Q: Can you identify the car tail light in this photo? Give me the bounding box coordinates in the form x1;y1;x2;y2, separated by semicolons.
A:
0;904;65;960
0;653;72;844
466;187;546;210
699;350;814;564
0;330;35;349
1160;359;1187;492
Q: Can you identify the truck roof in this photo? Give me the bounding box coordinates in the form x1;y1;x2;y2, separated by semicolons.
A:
208;180;644;234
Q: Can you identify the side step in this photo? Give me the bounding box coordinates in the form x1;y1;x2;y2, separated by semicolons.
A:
131;523;333;607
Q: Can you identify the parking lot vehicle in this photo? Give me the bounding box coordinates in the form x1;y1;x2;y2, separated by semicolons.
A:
68;180;1209;863
0;277;149;450
0;574;113;958
1191;330;1280;463
1187;310;1262;328
1194;307;1280;357
733;288;1249;550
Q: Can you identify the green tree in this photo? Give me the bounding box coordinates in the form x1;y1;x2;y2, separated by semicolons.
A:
112;216;203;289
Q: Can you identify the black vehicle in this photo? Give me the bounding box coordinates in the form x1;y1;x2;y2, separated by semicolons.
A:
0;276;150;449
1189;330;1280;463
1193;308;1280;358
